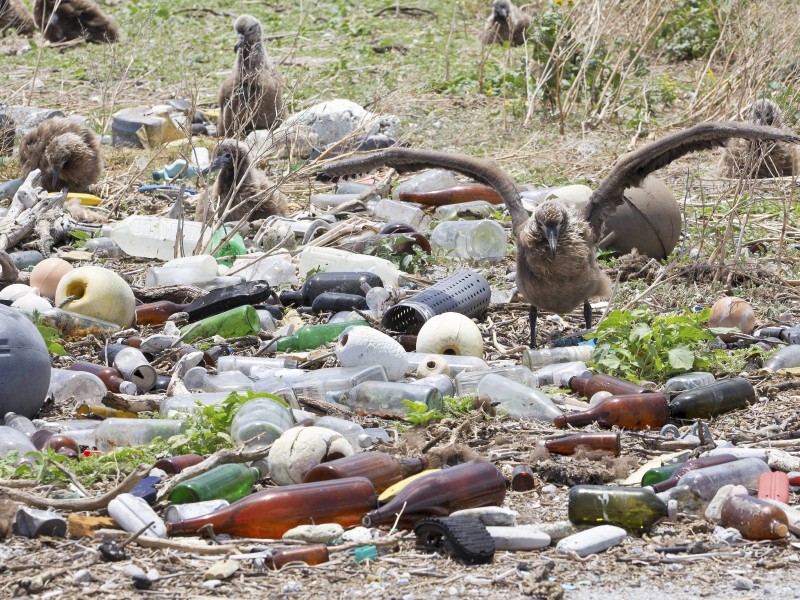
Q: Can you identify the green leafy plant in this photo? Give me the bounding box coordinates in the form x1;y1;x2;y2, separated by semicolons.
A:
31;312;67;356
657;0;720;62
444;396;474;415
591;306;722;382
68;229;92;248
364;235;430;273
402;400;445;426
168;390;289;455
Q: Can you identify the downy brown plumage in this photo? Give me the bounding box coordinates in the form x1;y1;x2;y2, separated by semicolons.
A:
19;117;102;192
319;122;800;345
479;0;530;46
0;0;36;35
34;0;119;44
218;14;285;138
195;140;288;223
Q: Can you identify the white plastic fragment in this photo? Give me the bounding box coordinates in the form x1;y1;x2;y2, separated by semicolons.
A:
485;526;551;551
107;493;166;538
556;525;626;557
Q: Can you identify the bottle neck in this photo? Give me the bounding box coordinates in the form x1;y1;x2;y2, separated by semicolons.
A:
399;456;429;478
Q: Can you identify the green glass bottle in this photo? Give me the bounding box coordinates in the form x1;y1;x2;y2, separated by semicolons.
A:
641;463;682;488
669;378;756;420
180;305;261;343
169;463;262;505
275;320;369;351
568;485;675;533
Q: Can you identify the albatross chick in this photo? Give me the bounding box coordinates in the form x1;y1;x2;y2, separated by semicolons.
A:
480;0;530;46
34;0;119;44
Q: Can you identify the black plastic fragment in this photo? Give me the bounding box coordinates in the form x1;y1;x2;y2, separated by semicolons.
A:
184;281;274;322
414;516;495;565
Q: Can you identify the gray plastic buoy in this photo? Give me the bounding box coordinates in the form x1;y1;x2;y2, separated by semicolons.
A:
0;305;51;418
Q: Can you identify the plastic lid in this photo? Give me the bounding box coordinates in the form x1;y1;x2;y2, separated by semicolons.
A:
119;380;138;395
667;499;678;521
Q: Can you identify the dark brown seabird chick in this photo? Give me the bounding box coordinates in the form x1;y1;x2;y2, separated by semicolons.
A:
218;14;286;138
195;140;288;223
0;0;36;35
319;122;800;346
719;99;798;178
34;0;119;44
19;117;102;192
480;0;531;46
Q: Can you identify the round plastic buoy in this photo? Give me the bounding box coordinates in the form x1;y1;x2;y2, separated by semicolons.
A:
416;312;484;357
55;265;136;328
0;304;51;418
600;177;681;260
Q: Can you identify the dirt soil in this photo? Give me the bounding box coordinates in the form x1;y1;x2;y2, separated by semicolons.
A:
3;0;800;598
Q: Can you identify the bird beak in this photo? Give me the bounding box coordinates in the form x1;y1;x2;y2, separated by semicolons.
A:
544;225;559;258
495;7;508;18
51;167;61;190
202;155;225;176
234;35;243;52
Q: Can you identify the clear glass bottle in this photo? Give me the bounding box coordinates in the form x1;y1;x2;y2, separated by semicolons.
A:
406;352;488;376
663;372;715;394
435;200;497;221
362;461;507;529
302;452;428;494
531;361;591;387
108;493;167;538
522;346;593;369
454;366;538;397
3;412;37;436
763;345;800;373
36;308;119;341
553;393;669;430
568;485;676;532
666;457;770;502
327;381;443;417
216;356;299;376
184;368;254;393
230;397;294;450
145;266;215;288
157;392;232;416
476;374;562;422
0;425;37;461
33;419;99;447
84;237;124;258
429;220;506;262
169;463;263;505
669;378;756;420
392;169;458;200
645;454;739;493
167;477;378;539
163;499;230;523
411;374;454;398
314;415;372;452
94;418;186;451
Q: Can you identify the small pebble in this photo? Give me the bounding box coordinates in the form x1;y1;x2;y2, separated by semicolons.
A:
712;526;742;544
282;523;344;544
341;526;373;543
281;581;303;593
73;569;94;583
202;579;223;590
733;577;754;591
540;484;558;496
204;559;240;580
123;565;145;579
450;506;517;527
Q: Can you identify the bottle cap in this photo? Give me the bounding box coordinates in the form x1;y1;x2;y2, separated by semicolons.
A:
119;380;138;395
667;499;678;521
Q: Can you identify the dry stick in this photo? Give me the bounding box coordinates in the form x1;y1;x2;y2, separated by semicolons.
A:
47;459;89;497
444;1;458;82
95;529;245;555
0;463;150;511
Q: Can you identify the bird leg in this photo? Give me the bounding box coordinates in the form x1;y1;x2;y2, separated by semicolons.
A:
529;305;538;348
583;301;592;330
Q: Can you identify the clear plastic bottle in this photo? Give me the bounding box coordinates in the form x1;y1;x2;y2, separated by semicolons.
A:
108;493;167;538
298;246;404;287
94;418;186;451
392;169;458;200
314;415;373;452
144;266;216;288
476;374;562;422
370;198;429;230
47;368;107;407
217;357;300;376
411;374;455;398
327;381;443;417
107;215;211;261
3;412;37;436
454;366;539;397
663;372;715;394
435;201;497;221
429;220;507;262
184;368;254;393
228;253;297;287
0;425;37;461
84;237;125;258
406;352;488;376
666;457;770;502
522;346;593;369
163;499;230;523
230;397;294;450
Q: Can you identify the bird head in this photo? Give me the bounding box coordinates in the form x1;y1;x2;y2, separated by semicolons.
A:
44;132;83;190
492;0;511;21
233;14;262;52
533;201;568;258
750;99;782;128
204;140;247;175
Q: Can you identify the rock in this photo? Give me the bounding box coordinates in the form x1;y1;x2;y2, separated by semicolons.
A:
282;523;344;544
712;525;742;544
73;569;94;584
526;520;579;542
556;525;627;557
540;484;558;496
341;526;373;543
202;579;223;589
204;560;240;580
485;526;551;550
450;506;518;527
282;581;304;593
733;576;754;590
704;484;748;522
123;565;146;579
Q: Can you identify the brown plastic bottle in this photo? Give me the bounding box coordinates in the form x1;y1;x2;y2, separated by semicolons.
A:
553;393;669;430
167;477;377;539
266;544;330;569
540;432;621;456
135;301;189;326
68;361;136;395
154;454;205;475
362;461;507;529
569;373;651;399
511;465;535;491
719;495;789;540
650;454;739;493
302;452;429;494
30;430;80;459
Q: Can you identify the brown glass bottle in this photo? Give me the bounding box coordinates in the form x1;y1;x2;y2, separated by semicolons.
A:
154;454;205;475
540;432;621;456
362;461;507;529
649;454;738;493
135;301;189;326
553;393;669;430
123;336;143;348
302;452;428;494
267;545;329;569
569;373;651;399
395;335;418;352
511;465;535;491
68;361;136;395
720;495;789;540
30;430;80;459
167;477;377;539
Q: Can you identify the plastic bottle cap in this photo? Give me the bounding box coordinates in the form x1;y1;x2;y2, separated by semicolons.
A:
119;381;138;395
667;499;678;521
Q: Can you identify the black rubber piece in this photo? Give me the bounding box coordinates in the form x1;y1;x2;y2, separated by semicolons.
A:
414;516;495;565
185;281;273;322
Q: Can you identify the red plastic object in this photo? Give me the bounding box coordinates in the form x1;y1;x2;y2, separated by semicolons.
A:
788;471;800;486
758;471;790;503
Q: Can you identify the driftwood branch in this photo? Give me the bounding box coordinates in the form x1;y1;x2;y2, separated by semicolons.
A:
0;170;67;253
0;463;151;511
94;529;245;554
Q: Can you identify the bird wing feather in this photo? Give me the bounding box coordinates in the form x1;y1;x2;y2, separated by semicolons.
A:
317;147;530;234
585;121;800;240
